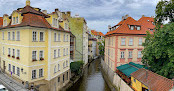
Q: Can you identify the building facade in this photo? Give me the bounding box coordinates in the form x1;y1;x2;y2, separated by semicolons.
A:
88;38;97;60
68;13;89;65
0;1;70;91
104;15;154;71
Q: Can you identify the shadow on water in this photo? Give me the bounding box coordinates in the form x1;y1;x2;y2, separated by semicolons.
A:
68;58;111;91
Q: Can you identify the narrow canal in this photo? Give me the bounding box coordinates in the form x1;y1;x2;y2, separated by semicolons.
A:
68;58;111;91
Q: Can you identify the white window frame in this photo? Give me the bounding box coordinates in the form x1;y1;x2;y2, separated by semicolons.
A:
12;31;15;40
12;49;15;57
2;32;4;40
32;51;37;60
58;49;60;57
13;65;15;74
139;38;143;45
54;66;57;73
138;51;142;58
66;60;68;67
17;49;20;58
130;25;134;30
3;47;5;55
54;50;56;58
40;32;44;41
58;33;60;42
58;64;60;71
137;26;141;30
121;51;125;58
54;33;57;42
13;17;15;24
16;16;18;24
66;35;68;42
32;31;37;42
8;48;11;55
121;38;126;45
8;64;11;72
39;68;43;77
63;48;65;56
17;67;20;76
63;62;65;68
66;48;68;55
32;70;36;79
16;31;20;41
129;51;133;58
129;38;133;46
39;50;44;59
8;32;10;40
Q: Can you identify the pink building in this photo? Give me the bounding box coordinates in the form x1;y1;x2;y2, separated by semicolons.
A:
104;15;154;71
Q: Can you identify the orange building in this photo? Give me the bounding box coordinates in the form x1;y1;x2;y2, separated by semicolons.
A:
104;15;154;71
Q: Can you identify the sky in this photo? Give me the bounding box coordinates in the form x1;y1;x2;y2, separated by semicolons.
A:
0;0;161;34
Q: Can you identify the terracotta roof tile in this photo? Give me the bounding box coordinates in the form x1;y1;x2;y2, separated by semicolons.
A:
138;16;155;30
105;17;153;36
91;30;104;36
131;68;174;91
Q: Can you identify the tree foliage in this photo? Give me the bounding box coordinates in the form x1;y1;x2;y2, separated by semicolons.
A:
142;23;174;79
155;0;174;30
97;40;105;57
70;61;84;75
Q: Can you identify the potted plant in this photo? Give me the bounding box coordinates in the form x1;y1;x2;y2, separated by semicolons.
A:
12;56;15;58
16;57;20;60
32;59;37;62
8;55;10;57
40;57;44;61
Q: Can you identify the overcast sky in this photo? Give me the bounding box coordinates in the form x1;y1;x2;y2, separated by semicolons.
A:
0;0;160;34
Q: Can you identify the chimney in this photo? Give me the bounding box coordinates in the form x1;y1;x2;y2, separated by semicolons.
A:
26;0;30;6
125;14;129;19
122;16;124;21
67;11;71;17
75;14;79;18
42;10;47;14
142;15;145;17
151;16;154;18
108;25;111;32
55;8;59;12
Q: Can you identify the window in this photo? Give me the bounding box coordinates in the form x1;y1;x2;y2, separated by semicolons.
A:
58;49;60;57
150;29;153;32
130;25;134;30
54;66;56;73
129;38;133;46
63;74;65;83
8;48;11;55
58;64;60;71
3;47;4;55
63;62;65;68
32;70;36;79
63;48;65;56
66;60;68;67
12;49;15;57
32;31;37;41
137;26;141;30
39;68;43;77
53;18;56;26
67;72;68;80
121;51;125;58
16;16;18;23
32;51;37;61
13;17;15;24
138;51;142;58
55;19;57;26
66;35;68;42
134;79;136;83
39;51;44;60
121;38;126;45
40;32;44;41
12;32;15;40
54;33;57;41
139;38;143;45
58;77;60;83
54;50;56;58
16;31;20;41
8;32;10;40
2;32;4;40
17;49;20;58
13;65;15;74
66;48;68;55
64;34;65;41
8;64;11;72
65;23;68;30
17;67;20;76
58;33;60;41
129;51;132;58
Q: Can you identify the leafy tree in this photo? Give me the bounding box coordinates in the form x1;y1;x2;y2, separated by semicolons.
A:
70;61;84;75
142;23;174;79
97;40;105;57
155;0;174;30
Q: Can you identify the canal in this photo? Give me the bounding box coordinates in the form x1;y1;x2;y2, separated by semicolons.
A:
68;58;111;91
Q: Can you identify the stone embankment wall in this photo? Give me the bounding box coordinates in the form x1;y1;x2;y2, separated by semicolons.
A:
101;58;133;91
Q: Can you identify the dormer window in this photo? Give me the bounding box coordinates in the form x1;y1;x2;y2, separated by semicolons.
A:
53;18;58;27
150;29;153;32
3;19;7;26
13;17;15;24
116;25;119;29
16;16;18;24
65;23;68;30
137;26;141;30
130;25;134;30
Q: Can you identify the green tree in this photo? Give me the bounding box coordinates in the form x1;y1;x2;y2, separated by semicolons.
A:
155;0;174;30
142;23;174;79
97;40;105;57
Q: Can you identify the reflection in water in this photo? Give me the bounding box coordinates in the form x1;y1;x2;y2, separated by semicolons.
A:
68;58;110;91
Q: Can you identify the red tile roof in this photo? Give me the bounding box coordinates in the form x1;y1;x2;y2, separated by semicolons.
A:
138;16;155;30
131;68;174;91
0;17;3;27
105;17;153;36
91;30;104;36
0;6;70;33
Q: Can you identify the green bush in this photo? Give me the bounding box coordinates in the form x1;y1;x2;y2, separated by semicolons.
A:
70;61;84;75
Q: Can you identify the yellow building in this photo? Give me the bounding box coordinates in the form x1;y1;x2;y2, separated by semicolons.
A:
131;68;174;91
0;0;70;91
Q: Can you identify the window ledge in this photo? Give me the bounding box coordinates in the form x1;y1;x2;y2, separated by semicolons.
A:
32;41;38;42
